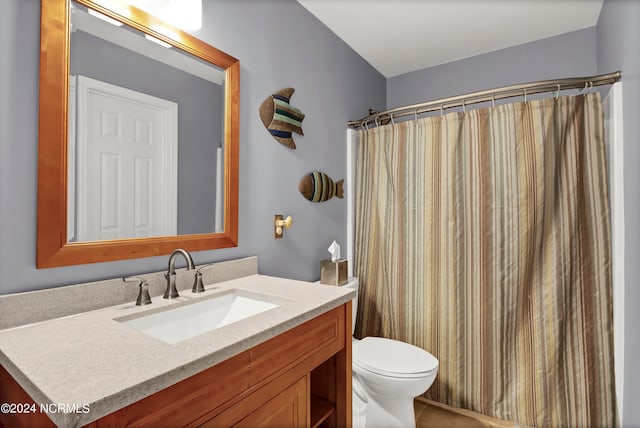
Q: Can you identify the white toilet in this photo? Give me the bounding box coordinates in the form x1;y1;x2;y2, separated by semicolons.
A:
344;277;439;428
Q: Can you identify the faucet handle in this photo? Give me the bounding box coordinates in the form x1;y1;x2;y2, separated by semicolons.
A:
192;271;205;293
196;262;215;274
192;263;214;293
122;277;152;306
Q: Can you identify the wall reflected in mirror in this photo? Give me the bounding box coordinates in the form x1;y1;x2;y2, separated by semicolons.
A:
67;1;225;243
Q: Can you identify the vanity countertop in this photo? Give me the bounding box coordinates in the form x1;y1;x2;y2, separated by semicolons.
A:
0;274;354;427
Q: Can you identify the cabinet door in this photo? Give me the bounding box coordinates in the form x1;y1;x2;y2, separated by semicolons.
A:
202;376;308;428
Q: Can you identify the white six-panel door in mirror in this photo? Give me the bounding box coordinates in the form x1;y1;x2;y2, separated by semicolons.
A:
74;76;177;241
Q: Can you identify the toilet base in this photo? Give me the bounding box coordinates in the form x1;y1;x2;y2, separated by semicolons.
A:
352;373;417;428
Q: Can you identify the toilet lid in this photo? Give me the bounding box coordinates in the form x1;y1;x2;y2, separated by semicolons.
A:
353;337;438;378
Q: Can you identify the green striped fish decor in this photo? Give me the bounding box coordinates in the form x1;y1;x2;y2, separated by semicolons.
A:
259;87;305;149
298;172;344;203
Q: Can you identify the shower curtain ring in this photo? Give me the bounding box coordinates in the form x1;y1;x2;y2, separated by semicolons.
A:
462;99;466;114
555;84;560;101
414;108;418;121
523;89;528;103
440;105;444;116
492;94;496;108
390;113;395;125
375;117;380;127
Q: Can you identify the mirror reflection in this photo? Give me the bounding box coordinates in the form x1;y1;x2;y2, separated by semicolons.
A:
37;0;239;268
68;1;225;242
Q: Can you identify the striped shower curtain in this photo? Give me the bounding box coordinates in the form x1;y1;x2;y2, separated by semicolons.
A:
354;93;617;427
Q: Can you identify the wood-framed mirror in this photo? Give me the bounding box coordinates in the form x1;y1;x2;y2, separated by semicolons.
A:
37;0;239;268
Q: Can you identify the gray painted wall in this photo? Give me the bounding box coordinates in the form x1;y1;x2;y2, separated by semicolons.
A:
387;27;598;109
0;0;385;294
70;31;223;235
597;0;640;426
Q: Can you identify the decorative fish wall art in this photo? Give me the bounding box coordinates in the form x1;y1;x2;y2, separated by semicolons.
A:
298;172;344;203
259;88;305;149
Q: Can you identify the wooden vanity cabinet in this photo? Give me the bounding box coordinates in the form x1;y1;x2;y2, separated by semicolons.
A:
0;302;352;428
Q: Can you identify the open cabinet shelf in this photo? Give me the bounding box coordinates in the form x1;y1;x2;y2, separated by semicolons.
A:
311;394;335;428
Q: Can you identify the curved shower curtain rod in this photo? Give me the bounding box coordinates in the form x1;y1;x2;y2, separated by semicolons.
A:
348;71;622;128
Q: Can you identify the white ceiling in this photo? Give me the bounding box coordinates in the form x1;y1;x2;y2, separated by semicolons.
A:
297;0;604;78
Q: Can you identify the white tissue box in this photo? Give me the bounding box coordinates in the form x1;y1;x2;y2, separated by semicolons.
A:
320;259;348;286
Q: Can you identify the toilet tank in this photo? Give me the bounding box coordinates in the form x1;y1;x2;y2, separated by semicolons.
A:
343;277;359;335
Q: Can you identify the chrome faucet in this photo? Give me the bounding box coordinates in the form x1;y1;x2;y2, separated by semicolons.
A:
164;249;195;299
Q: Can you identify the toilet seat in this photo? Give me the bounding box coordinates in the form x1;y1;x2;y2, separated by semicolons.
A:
353;337;438;379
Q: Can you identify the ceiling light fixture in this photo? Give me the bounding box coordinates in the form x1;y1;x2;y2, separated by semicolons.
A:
127;0;202;31
144;34;172;48
88;8;123;26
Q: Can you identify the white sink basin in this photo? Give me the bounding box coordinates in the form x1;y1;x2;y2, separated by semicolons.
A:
120;290;280;344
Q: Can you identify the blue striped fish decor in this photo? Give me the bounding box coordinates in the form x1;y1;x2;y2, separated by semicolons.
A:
298;172;344;203
259;87;305;149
